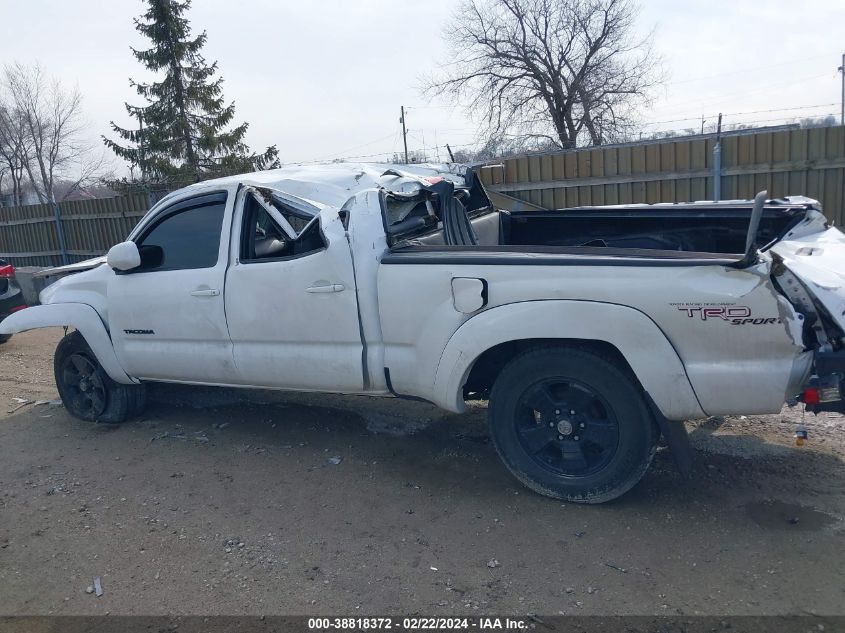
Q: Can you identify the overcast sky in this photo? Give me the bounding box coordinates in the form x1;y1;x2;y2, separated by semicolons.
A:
1;0;843;169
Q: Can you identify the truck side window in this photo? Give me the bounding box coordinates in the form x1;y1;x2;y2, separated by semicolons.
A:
240;194;325;262
136;201;226;272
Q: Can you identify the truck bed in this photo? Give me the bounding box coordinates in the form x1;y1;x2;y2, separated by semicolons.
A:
396;198;815;263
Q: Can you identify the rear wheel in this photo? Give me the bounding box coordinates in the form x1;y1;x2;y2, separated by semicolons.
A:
488;346;658;503
54;331;145;423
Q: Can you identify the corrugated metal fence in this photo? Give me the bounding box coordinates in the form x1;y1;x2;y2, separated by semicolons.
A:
477;125;845;225
0;193;151;267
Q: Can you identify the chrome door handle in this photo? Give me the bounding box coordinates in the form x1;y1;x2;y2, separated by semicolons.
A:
306;283;345;293
190;288;220;297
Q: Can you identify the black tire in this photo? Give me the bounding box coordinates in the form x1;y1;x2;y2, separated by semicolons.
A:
54;331;146;423
0;334;10;344
488;345;659;504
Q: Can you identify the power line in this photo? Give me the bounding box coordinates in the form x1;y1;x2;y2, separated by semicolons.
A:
309;131;397;163
664;52;840;86
645;114;837;137
294;137;485;165
657;72;836;113
293;149;400;165
395;104;835;157
391;122;401;160
641;103;838;128
721;103;836;117
403;105;460;110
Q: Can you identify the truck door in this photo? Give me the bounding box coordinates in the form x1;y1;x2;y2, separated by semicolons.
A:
107;191;238;384
224;189;365;392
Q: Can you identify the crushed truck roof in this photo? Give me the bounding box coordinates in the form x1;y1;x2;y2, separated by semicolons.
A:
164;162;470;210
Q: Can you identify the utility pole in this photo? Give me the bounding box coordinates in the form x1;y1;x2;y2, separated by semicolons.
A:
713;113;723;201
839;53;844;125
400;106;409;164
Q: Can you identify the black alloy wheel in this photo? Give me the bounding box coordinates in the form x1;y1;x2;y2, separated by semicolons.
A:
515;377;620;477
59;351;108;419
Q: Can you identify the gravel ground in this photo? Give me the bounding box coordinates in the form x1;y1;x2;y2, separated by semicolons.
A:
0;328;843;616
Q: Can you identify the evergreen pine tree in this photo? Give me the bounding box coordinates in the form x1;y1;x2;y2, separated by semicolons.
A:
104;0;279;183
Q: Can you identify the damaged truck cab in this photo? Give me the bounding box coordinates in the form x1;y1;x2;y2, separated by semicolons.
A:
3;163;843;503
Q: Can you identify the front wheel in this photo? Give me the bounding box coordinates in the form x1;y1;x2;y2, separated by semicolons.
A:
54;331;145;423
488;346;659;504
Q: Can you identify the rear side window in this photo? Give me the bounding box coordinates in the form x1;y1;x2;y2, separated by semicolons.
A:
240;190;325;262
137;200;226;271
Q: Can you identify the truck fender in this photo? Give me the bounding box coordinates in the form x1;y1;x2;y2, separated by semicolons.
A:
0;303;136;384
432;300;705;421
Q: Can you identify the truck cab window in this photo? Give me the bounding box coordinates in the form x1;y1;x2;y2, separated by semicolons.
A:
240;191;325;262
135;200;226;272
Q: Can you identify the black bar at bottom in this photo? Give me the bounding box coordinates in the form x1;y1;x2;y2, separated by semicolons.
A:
0;615;842;633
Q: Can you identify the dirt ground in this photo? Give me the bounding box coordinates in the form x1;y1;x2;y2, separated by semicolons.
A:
0;329;843;617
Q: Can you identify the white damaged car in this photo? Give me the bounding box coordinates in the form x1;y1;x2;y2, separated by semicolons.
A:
3;163;844;502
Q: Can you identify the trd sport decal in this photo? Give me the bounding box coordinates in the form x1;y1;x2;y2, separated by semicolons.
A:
123;329;155;335
673;305;781;325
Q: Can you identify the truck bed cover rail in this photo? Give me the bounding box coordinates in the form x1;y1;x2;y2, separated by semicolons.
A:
383;245;742;267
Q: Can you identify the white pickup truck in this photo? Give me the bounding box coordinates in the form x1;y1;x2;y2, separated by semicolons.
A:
3;163;844;503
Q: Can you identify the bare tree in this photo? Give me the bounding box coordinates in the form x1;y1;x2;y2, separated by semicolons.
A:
0;102;33;206
424;0;662;149
3;63;107;203
800;115;837;128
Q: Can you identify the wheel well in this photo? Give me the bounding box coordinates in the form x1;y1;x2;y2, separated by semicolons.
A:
462;338;636;399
